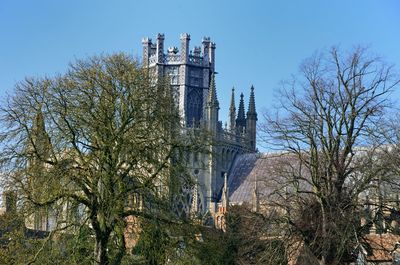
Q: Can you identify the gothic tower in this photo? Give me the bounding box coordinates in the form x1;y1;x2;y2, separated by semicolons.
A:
141;34;257;217
142;33;216;127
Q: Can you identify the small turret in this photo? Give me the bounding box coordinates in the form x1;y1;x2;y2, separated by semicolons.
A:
236;93;246;135
246;86;257;151
209;42;216;72
141;37;152;67
180;33;190;63
156;33;165;64
202;37;210;67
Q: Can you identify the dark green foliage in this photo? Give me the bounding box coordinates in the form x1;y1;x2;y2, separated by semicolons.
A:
193;227;234;265
135;221;170;265
0;224;94;264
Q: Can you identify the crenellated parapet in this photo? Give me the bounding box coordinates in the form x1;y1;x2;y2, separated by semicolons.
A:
143;33;215;68
146;48;212;67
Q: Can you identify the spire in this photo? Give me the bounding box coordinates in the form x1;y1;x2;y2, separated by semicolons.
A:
207;73;219;108
236;93;246;129
229;87;236;132
247;85;257;117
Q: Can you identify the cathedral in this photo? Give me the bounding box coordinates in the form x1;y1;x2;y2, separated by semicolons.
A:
2;33;400;264
142;33;258;218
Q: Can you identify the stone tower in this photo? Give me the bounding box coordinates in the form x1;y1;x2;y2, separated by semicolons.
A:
142;33;216;127
142;33;257;216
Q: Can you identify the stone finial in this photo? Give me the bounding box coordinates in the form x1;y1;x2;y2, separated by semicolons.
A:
167;46;179;54
193;46;201;56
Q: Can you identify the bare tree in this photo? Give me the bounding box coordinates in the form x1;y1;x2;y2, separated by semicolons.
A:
225;204;287;265
262;47;400;264
0;54;200;264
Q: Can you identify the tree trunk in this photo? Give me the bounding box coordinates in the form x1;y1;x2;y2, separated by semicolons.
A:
93;213;111;265
113;223;126;265
319;200;328;265
94;234;110;265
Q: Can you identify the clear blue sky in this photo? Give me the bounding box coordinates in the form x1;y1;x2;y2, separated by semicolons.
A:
1;0;399;124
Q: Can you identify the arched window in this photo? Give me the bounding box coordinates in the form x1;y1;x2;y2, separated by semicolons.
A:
187;90;202;126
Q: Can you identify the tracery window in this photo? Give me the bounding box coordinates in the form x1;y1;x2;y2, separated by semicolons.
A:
187;90;202;126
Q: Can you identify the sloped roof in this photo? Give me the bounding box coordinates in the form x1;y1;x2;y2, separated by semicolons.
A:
228;152;297;204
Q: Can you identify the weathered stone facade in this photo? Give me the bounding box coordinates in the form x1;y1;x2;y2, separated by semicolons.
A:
142;33;258;216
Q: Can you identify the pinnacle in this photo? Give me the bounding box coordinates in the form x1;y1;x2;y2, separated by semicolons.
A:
247;85;257;116
236;93;246;125
208;73;219;108
229;87;236;111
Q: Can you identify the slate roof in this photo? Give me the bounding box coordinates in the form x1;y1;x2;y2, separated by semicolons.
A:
228;152;296;204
